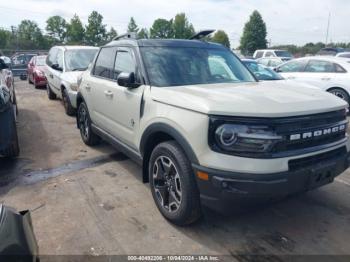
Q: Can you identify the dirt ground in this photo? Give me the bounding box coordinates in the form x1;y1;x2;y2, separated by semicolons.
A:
1;79;350;258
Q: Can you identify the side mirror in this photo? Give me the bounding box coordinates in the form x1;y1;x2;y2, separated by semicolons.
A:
274;67;281;73
0;59;9;70
117;72;139;88
51;63;63;72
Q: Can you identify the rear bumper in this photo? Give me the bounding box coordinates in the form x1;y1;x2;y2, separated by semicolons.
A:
193;147;350;212
0;106;16;152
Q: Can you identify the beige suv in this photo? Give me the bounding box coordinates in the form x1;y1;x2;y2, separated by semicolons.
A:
76;35;350;225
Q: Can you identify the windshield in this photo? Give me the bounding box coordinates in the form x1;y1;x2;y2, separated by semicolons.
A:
275;51;293;58
244;61;283;81
141;47;256;87
36;56;46;66
65;49;98;71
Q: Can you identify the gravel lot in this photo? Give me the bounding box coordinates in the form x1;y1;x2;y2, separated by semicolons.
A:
1;79;350;258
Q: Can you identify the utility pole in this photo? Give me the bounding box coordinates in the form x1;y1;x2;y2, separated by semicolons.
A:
325;12;331;46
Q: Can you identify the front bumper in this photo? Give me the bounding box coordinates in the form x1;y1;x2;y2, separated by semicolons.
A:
67;89;77;108
193;146;350;212
0;106;16;152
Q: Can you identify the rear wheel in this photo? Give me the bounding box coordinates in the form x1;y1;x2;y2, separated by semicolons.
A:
62;88;76;116
77;101;100;146
328;88;350;104
47;84;56;100
149;141;201;226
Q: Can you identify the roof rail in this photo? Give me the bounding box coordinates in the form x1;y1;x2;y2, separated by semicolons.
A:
113;32;138;41
189;30;215;40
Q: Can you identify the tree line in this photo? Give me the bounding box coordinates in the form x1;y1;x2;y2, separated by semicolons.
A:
1;9;348;56
0;11;231;52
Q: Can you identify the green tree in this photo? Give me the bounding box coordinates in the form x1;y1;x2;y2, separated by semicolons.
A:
138;28;149;39
0;29;11;48
150;18;174;38
106;27;118;42
240;10;267;55
66;14;85;44
17;20;44;49
46;15;67;43
85;11;106;46
173;13;195;39
127;17;139;33
212;30;230;48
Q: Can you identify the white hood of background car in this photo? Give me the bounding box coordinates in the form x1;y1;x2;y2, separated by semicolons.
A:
61;71;83;84
150;81;347;117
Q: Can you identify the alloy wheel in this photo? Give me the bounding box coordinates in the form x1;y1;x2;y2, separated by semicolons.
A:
152;156;182;212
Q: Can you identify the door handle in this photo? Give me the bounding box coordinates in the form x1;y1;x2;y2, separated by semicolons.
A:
104;90;114;98
85;84;91;91
49;74;53;78
288;76;296;79
321;77;331;81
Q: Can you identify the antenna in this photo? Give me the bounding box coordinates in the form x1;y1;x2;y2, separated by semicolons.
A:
113;32;137;41
189;30;215;40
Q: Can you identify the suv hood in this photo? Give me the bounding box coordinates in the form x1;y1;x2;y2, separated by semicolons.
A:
150;81;347;117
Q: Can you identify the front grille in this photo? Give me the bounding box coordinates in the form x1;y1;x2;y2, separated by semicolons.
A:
289;147;347;171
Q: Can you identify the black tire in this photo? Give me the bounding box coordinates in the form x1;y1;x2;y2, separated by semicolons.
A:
13;90;18;116
62;88;76;116
149;141;201;226
2;114;20;158
77;101;100;146
328;88;350;104
47;84;56;100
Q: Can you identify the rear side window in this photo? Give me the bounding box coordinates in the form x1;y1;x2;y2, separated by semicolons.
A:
93;47;117;79
335;63;347;73
265;51;274;57
305;60;335;73
254;51;264;58
278;60;307;72
114;50;135;79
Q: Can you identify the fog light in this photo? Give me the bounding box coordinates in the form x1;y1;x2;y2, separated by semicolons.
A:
222;181;228;188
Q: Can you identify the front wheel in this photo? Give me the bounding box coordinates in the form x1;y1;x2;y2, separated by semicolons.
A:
149;141;201;226
2;115;20;158
77;102;100;146
62;89;76;116
47;84;56;100
328;88;350;104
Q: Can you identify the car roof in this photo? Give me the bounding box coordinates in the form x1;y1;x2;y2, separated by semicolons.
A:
255;49;286;52
53;45;99;50
105;39;226;49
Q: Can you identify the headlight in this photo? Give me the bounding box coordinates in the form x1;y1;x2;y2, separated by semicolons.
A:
35;70;44;77
70;83;79;91
209;118;283;157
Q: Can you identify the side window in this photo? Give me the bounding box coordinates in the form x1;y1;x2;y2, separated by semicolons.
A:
335;63;347;73
47;48;58;67
265;51;274;57
56;50;64;69
278;60;306;72
258;58;269;66
114;50;136;80
93;47;117;79
305;60;335;73
255;51;264;58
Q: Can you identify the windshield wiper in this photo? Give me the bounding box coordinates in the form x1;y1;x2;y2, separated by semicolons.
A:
72;67;87;71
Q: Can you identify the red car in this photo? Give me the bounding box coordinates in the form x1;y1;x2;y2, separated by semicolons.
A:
27;55;47;88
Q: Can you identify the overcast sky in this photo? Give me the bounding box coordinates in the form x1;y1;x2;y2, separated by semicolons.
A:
0;0;348;47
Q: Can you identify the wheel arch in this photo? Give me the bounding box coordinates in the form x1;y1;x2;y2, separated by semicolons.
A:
326;86;350;95
140;123;199;183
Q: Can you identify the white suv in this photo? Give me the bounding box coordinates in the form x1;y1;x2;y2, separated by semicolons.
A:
45;46;98;115
77;36;350;225
253;49;294;61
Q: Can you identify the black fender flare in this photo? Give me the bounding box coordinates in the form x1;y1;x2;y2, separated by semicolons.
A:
140;122;199;165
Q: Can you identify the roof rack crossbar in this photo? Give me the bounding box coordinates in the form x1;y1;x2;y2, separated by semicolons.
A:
113;32;138;41
189;30;215;40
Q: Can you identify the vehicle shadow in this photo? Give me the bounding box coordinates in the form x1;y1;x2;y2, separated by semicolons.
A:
0;108;59;195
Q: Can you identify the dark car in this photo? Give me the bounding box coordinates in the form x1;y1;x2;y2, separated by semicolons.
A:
317;47;350;56
11;53;38;79
0;205;39;261
0;58;19;157
27;56;47;89
242;59;284;81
